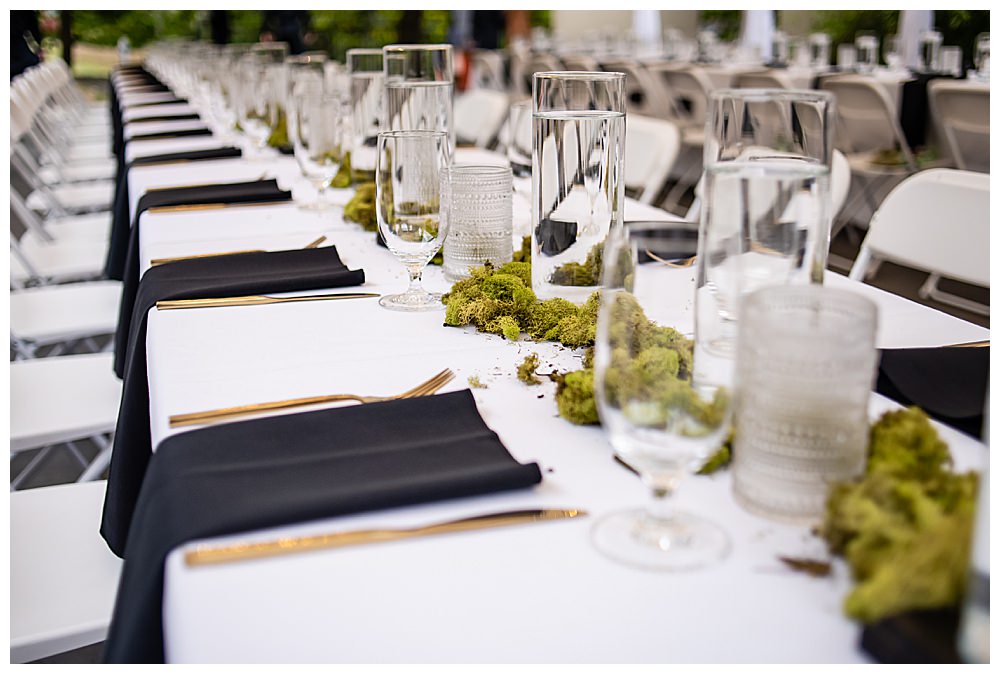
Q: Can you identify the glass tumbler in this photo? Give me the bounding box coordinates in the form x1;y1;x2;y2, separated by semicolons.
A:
809;33;831;69
920;31;943;72
731;284;878;522
837;44;857;70
505;100;532;178
696;88;834;386
441;165;513;282
941;46;963;77
855;33;879;73
531;71;625;303
347;48;384;183
383;44;455;155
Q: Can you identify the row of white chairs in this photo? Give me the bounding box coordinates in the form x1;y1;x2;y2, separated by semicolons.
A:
10;60;126;665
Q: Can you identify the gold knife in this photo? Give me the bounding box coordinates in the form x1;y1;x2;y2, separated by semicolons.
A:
156;292;379;310
184;508;587;567
149;235;328;266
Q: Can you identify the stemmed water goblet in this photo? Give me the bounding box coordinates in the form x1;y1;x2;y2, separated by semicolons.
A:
591;221;732;571
375;130;452;311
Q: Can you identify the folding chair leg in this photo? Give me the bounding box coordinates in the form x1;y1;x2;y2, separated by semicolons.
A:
919;274;990;316
11;446;55;491
78;435;113;483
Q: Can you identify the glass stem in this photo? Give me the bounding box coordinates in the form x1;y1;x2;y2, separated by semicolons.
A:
406;265;425;295
642;469;682;521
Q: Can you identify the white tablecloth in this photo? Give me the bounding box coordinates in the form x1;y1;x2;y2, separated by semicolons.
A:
118;91;989;663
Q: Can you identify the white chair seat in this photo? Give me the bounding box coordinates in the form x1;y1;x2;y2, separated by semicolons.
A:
10;480;123;663
11;235;109;285
26;181;115;215
38;162;117;186
10;353;122;453
63;143;114;163
37;211;113;242
11;281;122;348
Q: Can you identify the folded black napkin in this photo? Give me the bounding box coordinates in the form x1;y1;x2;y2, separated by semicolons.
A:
106;176;289;281
102;246;366;558
876;347;988;439
127;126;213;142
106;146;245;279
125;112;201;124
103;389;542;663
861;608;961;663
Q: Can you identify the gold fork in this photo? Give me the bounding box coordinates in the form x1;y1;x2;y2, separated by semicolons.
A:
169;369;455;428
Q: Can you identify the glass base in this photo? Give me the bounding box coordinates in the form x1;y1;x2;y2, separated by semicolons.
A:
591;508;730;571
378;291;445;312
297;199;332;212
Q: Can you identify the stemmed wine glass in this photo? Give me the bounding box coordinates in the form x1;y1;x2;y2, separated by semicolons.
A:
287;91;345;210
375;130;452;311
591;221;732;571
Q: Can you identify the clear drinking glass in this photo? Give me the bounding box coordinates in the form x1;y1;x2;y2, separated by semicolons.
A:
383;44;455;155
837;44;857;70
771;31;789;66
973;33;990;78
941;46;963;77
288;92;345;210
855;33;879;73
809;33;831;69
920;30;943;72
884;34;904;71
441;165;513;282
376;130;452;311
531;71;625;303
347;48;384;184
592;221;732;571
286;52;328;100
235;57;282;158
505;100;532;178
732;285;878;522
697;89;834;386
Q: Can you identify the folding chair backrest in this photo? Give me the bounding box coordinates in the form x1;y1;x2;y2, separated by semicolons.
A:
624;114;682;204
849;169;989;287
601;59;673;120
820;75;911;158
928;80;990;173
469;50;506;91
649;65;714;128
561;54;602;71
454;89;509;148
733;70;795;89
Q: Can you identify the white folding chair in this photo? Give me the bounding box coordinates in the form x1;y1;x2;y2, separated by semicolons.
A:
10;217;109;287
469;49;506;91
10;480;123;663
644;64;714;211
600;59;674;120
624;114;682;205
820;75;918;227
849;169;989;316
10;353;122;489
561;53;602;71
733;70;796;89
928;80;990;173
454;89;509;148
11;280;122;359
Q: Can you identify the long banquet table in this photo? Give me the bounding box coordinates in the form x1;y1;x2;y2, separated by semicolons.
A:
111;68;989;663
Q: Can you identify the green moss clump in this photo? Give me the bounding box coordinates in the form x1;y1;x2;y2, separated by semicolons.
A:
696;442;732;475
467;375;488;389
517;353;542;385
821;407;980;623
512;235;531;263
344;183;377;231
555;369;599;424
331;152;352;189
549;241;602;286
266;108;289;150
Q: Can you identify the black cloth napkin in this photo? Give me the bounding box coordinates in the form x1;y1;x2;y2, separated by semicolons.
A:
102;246;366;558
105;147;244;279
875;346;988;439
861;608;961;663
126;126;213;142
107;176;288;281
899;73;956;149
103;389;542;663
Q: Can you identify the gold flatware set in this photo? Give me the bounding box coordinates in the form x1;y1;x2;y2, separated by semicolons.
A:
184;508;587;566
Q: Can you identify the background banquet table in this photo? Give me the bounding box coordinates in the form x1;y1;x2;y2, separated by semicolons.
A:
111;87;989;662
